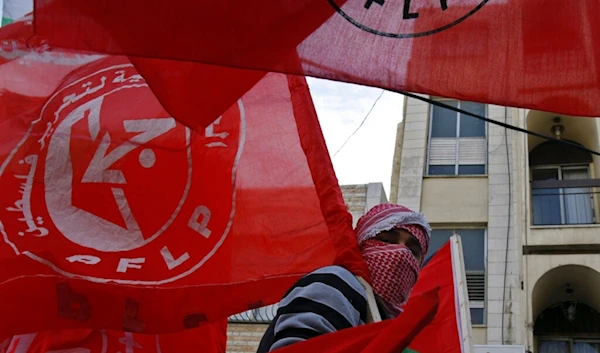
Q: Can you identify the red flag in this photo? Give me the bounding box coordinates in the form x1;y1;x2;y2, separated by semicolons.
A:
0;19;367;338
127;58;266;130
0;321;226;353
270;287;439;353
258;239;464;353
408;239;466;353
34;0;600;116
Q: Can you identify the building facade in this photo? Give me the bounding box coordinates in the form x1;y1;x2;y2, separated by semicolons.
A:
226;183;388;353
391;95;600;353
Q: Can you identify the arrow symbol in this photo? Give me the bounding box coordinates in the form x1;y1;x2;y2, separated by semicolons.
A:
80;117;176;233
82;118;176;184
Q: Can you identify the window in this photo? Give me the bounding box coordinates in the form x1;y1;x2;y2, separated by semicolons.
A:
531;166;595;225
425;229;486;325
427;100;487;176
536;301;600;352
539;339;600;353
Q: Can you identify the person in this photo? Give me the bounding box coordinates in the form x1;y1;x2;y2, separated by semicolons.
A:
256;203;431;352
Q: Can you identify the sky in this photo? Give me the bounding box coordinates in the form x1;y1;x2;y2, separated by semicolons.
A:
307;77;405;198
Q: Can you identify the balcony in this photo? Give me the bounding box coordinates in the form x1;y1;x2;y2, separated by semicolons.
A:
531;178;598;226
525;111;600;247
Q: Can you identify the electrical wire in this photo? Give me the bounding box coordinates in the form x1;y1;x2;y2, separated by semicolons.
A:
501;106;511;344
489;113;507;155
399;91;600;157
332;90;385;158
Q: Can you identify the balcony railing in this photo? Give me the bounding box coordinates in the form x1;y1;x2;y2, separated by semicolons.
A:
531;179;599;226
228;304;278;323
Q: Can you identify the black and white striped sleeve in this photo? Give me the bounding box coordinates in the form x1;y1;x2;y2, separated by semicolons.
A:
268;265;368;352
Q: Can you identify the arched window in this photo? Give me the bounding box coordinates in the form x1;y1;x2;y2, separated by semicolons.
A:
530;141;594;225
535;302;600;353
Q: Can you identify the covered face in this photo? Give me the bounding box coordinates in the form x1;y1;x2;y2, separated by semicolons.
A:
355;204;431;316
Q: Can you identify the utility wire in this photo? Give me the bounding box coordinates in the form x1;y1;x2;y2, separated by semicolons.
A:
332;90;385;159
502;106;511;344
489;107;507;154
399;91;600;157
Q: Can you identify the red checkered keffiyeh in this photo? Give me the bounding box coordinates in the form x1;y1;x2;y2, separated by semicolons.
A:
355;204;431;316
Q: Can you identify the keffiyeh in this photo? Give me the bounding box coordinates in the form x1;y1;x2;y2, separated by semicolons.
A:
355;204;431;316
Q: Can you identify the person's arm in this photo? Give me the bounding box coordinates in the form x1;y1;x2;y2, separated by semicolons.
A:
268;266;368;351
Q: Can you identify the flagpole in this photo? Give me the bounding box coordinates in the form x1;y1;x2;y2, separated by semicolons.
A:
451;234;474;353
356;276;383;324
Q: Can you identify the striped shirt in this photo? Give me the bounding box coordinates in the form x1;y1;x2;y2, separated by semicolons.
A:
257;265;388;352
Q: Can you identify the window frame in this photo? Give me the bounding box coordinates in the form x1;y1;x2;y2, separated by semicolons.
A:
530;164;595;225
428;227;488;326
426;99;489;176
537;338;600;353
469;300;485;328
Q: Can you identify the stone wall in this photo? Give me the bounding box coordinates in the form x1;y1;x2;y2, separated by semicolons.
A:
392;94;429;211
227;323;269;353
486;106;520;345
341;183;388;226
340;184;368;213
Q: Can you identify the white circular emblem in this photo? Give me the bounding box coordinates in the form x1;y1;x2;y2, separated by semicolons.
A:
0;60;245;284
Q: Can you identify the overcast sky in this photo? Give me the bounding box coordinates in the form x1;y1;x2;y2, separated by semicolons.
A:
307;77;405;198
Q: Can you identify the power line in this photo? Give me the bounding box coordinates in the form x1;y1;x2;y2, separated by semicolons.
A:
488;106;507;154
502;106;511;344
332;90;385;159
398;91;600;157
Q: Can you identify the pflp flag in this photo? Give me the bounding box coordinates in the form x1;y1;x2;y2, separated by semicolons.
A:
266;235;472;353
34;0;600;117
0;18;367;338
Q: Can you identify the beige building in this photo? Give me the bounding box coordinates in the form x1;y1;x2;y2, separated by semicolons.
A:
391;95;600;353
226;183;388;353
227;95;600;353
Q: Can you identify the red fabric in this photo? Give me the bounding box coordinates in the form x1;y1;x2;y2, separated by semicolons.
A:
0;20;367;338
128;58;266;130
409;241;462;353
0;321;226;353
361;239;419;315
264;240;459;353
272;287;439;353
34;0;600;116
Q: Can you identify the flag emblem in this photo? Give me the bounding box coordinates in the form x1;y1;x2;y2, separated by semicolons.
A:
0;61;244;284
328;0;489;38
